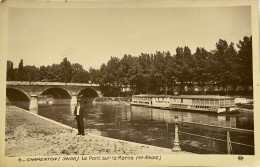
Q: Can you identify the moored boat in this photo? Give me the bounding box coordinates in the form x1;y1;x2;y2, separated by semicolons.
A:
168;95;236;113
131;94;237;113
130;94;160;106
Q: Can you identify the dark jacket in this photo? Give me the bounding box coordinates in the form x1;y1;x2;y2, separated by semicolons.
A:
74;105;84;118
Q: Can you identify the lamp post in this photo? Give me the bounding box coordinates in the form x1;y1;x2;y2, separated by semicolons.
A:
172;114;181;152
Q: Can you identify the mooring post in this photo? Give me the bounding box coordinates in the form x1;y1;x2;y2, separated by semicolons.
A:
172;114;181;152
227;131;231;154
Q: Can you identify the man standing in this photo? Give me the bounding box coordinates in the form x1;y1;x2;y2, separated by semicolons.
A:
74;98;85;136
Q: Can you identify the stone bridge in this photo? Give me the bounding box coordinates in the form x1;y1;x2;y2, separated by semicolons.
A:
6;81;102;110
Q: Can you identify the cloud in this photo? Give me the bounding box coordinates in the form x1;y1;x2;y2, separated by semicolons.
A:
61;48;73;57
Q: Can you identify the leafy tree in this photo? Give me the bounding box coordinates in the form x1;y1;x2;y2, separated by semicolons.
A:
17;59;26;81
193;47;213;91
118;54;141;93
75;71;90;83
99;63;109;85
136;53;152;93
118;54;133;87
213;39;239;92
151;51;168;94
125;56;141;94
6;36;253;96
106;57;121;86
164;51;176;95
39;64;60;81
71;63;90;83
89;67;100;84
23;65;40;83
174;46;195;94
60;57;72;83
7;60;14;81
237;36;253;87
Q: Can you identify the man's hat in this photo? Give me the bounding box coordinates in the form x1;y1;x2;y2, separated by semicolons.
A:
77;95;82;103
77;98;81;103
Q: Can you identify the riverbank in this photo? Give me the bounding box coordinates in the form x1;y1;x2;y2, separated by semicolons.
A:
5;105;185;156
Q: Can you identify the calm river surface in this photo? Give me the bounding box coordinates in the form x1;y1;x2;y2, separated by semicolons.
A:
11;102;255;154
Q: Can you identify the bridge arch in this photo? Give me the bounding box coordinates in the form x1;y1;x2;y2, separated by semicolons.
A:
77;88;99;98
41;87;71;99
6;87;30;101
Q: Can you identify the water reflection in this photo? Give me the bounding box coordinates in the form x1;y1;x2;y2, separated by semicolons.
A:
130;106;239;128
8;101;30;110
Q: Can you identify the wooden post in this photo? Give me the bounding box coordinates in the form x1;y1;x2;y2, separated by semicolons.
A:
172;114;181;152
165;79;168;96
166;122;169;136
118;116;121;126
227;131;231;154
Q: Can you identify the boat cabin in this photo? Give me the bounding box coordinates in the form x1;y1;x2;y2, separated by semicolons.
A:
168;95;236;113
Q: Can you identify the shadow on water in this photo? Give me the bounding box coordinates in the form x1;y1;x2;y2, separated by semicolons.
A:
8;102;254;154
7;101;30;110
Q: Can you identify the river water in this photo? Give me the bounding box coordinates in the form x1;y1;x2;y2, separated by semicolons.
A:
10;102;255;154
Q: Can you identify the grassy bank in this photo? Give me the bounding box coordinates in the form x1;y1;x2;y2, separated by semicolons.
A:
5;106;175;156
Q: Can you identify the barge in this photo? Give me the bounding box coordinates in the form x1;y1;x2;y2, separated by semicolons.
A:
131;94;237;113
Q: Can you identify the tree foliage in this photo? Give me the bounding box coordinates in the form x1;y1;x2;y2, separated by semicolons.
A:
7;57;90;84
7;36;253;95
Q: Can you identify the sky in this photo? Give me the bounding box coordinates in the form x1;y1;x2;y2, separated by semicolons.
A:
8;6;251;70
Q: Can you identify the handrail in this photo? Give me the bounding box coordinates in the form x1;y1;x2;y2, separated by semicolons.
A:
230;141;255;148
178;131;227;142
171;114;254;154
178;130;254;152
180;120;254;134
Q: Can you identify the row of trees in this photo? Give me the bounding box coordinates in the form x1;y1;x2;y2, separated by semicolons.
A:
7;36;252;96
7;57;90;83
89;36;253;95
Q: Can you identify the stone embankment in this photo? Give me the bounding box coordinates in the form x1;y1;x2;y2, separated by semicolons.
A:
5;105;187;156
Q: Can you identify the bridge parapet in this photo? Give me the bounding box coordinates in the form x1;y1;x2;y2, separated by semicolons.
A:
7;81;100;87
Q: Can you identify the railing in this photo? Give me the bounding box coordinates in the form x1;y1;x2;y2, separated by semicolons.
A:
172;114;254;154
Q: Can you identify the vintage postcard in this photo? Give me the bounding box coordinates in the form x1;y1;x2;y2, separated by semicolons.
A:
0;0;259;167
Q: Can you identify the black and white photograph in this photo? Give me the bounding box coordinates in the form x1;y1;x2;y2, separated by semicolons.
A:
1;0;259;166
